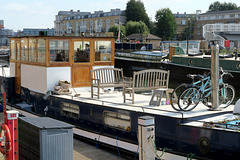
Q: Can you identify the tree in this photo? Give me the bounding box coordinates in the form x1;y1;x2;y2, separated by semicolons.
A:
108;25;126;40
125;0;150;27
208;1;238;12
155;8;176;40
125;21;149;35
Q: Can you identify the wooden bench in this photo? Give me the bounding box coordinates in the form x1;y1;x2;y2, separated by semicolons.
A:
90;67;129;99
123;69;170;104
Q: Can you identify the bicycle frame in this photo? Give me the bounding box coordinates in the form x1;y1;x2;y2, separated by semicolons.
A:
188;75;224;101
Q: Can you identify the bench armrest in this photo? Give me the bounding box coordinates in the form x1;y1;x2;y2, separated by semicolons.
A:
122;76;132;82
91;78;101;85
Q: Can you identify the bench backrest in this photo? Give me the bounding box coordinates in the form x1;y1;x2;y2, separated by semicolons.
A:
90;68;123;84
132;69;169;89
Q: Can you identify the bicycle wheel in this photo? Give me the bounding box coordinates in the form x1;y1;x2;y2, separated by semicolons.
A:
170;83;188;111
219;84;235;108
178;87;200;111
202;84;235;109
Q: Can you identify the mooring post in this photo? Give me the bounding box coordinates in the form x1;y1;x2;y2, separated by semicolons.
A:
210;41;219;110
138;116;155;160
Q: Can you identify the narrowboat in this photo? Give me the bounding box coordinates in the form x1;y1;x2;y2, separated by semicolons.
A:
2;35;240;160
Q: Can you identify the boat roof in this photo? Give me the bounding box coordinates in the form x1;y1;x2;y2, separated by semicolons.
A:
9;35;115;39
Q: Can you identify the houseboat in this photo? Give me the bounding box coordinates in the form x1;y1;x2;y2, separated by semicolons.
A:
2;35;240;160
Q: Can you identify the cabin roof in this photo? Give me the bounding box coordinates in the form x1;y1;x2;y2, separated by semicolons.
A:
126;33;161;41
9;35;115;39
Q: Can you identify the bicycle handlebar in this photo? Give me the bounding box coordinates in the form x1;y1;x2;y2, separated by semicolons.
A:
187;68;233;81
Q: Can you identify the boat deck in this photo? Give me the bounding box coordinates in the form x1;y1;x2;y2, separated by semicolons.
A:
55;88;234;119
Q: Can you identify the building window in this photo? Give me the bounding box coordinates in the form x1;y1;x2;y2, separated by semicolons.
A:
10;40;15;60
21;38;28;61
74;41;90;63
181;20;186;25
197;24;201;28
49;40;69;62
37;39;45;63
29;39;36;62
115;18;119;25
230;14;235;18
90;21;93;34
106;19;110;32
95;41;112;61
103;111;131;132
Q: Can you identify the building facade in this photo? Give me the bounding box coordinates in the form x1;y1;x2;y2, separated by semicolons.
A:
22;28;55;36
173;12;197;40
0;20;4;30
54;9;126;36
194;9;240;40
0;20;14;47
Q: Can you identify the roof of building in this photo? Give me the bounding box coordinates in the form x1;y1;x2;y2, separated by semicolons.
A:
200;9;240;16
127;33;161;41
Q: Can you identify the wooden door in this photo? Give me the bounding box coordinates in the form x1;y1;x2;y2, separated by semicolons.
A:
71;40;92;87
15;62;21;94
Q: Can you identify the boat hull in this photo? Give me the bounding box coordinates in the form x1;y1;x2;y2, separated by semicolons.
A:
12;86;240;160
115;56;240;87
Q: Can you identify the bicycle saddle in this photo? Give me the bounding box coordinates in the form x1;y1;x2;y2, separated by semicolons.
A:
187;74;205;80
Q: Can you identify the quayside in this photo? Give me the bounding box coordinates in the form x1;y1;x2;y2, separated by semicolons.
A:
3;35;240;160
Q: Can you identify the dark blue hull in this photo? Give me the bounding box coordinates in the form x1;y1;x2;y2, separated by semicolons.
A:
14;87;240;160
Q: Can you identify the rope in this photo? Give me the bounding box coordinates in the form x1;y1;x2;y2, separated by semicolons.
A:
133;145;139;160
187;153;195;160
116;136;121;157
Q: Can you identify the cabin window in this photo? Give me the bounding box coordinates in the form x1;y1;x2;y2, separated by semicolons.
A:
10;40;15;60
49;40;69;62
95;41;111;61
29;39;37;62
21;38;28;61
16;43;20;61
103;111;131;132
37;39;46;63
60;102;79;119
74;41;90;63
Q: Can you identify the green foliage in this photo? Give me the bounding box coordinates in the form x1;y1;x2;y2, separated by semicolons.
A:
155;8;176;40
125;21;149;35
125;0;150;27
208;1;239;12
108;25;126;40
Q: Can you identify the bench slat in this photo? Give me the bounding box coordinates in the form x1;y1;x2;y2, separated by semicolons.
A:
124;69;170;104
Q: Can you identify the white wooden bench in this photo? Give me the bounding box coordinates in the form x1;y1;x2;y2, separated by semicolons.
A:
123;69;170;104
90;68;129;99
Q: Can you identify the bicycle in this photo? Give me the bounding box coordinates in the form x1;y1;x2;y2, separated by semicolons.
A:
170;68;235;111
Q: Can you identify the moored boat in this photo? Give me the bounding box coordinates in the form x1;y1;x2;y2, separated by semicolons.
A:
2;35;240;159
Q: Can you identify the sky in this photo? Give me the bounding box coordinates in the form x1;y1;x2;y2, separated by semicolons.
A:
1;0;240;31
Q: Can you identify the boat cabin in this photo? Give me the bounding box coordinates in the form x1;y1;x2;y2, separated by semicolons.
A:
9;36;115;94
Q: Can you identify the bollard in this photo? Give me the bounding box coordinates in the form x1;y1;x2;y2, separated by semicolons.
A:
138;116;155;160
210;42;219;110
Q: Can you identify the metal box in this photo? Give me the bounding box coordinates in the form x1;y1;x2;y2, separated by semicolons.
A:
19;117;74;160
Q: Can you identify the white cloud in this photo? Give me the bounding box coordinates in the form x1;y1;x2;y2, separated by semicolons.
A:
3;3;28;12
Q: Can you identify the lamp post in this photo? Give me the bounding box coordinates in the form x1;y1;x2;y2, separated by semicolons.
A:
186;18;191;55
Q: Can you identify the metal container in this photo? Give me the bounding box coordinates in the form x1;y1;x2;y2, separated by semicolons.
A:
19;117;74;160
